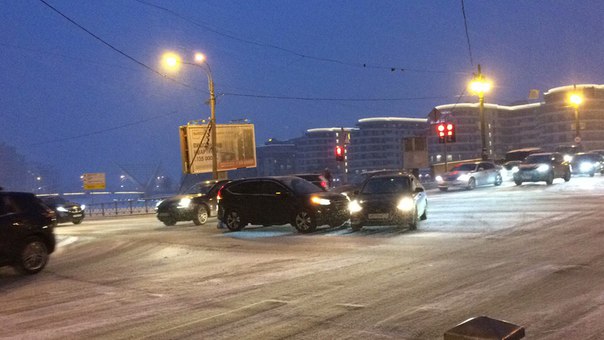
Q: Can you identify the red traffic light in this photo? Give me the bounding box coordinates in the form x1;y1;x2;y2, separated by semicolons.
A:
335;145;344;161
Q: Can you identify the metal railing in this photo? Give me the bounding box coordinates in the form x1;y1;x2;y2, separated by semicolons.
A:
85;198;163;217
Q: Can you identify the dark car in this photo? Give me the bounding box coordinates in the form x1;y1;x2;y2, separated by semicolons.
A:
570;152;604;176
156;179;229;226
348;172;427;231
331;169;403;198
293;173;330;191
1;191;56;274
40;195;85;225
217;176;350;233
513;152;571;185
435;161;502;191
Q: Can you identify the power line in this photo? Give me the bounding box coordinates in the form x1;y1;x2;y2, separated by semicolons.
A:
460;0;475;66
27;111;180;147
36;1;461;104
134;0;454;74
37;0;207;94
222;92;454;102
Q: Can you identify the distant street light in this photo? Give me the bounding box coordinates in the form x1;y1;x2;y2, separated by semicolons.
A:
469;64;492;160
161;51;218;180
569;85;584;145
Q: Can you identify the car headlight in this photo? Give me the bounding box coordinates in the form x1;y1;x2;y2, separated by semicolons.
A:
155;200;163;209
80;204;86;210
310;196;331;206
397;197;414;212
348;200;362;213
511;166;519;173
435;175;443;182
580;162;594;172
563;155;573;162
457;174;470;182
177;198;191;208
56;206;68;212
537;164;550;172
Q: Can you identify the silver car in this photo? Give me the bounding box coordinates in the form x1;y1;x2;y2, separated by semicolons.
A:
436;161;503;191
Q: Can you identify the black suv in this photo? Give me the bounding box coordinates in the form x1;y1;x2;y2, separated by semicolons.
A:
217;176;350;233
156;180;229;226
1;191;57;274
40;195;85;225
513;152;571;185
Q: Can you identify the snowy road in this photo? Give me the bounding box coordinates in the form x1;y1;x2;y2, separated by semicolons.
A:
2;176;604;339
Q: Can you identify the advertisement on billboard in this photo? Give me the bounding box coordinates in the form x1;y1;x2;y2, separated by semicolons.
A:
180;124;257;174
82;173;106;190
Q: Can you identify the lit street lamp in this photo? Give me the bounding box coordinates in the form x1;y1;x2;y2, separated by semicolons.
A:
569;85;583;145
469;64;492;160
162;51;218;180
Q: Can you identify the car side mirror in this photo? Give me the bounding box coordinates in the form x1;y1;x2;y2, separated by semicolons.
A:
415;187;424;193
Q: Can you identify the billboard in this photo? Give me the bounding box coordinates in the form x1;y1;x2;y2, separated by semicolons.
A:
180;124;257;174
82;173;106;190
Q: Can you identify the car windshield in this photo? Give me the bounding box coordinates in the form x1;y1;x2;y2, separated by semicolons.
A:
284;178;323;195
451;163;477;171
42;196;67;205
361;177;411;194
524;154;553;163
184;182;216;195
574;154;600;162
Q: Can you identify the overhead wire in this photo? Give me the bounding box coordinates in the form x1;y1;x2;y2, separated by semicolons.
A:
133;0;453;74
460;0;475;67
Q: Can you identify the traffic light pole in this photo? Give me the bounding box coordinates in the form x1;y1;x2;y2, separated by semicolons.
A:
443;135;448;172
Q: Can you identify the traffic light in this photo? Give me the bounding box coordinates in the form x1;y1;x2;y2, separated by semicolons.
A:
437;124;446;144
335;145;344;161
436;123;455;143
445;123;456;143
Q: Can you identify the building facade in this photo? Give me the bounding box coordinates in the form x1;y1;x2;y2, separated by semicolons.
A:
427;84;604;164
347;117;428;175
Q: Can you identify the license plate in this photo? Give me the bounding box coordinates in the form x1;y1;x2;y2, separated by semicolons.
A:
72;214;82;218
158;212;170;217
368;213;389;219
521;174;532;180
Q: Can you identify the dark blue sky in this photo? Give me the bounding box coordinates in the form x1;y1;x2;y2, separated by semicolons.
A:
2;1;604;190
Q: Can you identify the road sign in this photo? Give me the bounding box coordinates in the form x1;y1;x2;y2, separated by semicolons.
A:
83;173;106;190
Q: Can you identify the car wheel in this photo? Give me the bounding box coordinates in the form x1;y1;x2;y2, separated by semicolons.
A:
408;208;418;230
225;210;245;231
15;237;49;275
193;206;209;225
420;203;427;221
514;179;522;186
351;223;362;232
162;217;177;226
292;210;317;233
564;170;571;182
545;171;554;185
72;218;83;225
466;178;476;190
439;187;448;192
494;174;503;186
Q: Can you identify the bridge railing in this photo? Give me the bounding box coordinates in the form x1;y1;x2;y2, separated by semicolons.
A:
85;198;164;217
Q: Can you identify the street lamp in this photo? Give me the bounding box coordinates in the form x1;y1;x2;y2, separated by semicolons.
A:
568;85;583;145
161;51;219;180
469;64;492;160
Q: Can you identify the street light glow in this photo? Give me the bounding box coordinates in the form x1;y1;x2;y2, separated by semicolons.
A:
161;52;182;71
194;53;206;63
569;93;583;106
469;79;492;95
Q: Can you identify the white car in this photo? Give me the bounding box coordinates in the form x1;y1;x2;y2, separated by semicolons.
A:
436;161;503;191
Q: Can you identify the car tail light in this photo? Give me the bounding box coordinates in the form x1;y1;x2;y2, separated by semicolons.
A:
321;181;328;190
217;186;224;201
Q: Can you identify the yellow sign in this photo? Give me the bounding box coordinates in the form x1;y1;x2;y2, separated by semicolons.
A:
83;173;106;190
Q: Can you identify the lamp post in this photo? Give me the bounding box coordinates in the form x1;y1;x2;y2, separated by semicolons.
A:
569;85;583;146
469;64;492;160
162;51;219;180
